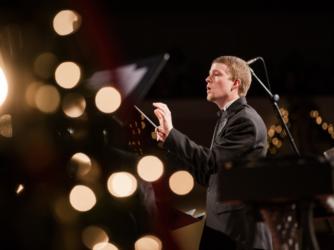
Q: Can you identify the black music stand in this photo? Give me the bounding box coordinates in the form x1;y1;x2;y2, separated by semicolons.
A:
218;156;334;250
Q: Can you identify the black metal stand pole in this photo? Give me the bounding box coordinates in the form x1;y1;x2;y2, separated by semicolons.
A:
250;68;301;156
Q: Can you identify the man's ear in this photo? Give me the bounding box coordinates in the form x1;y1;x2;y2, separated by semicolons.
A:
232;79;240;91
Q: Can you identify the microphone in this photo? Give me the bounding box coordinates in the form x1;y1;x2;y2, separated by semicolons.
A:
247;57;261;65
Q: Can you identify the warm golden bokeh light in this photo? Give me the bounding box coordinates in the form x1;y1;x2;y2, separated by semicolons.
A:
25;81;43;107
33;52;58;79
35;84;60;113
272;137;278;145
69;185;96;212
316;116;322;125
267;126;275;138
137;155;164;182
16;184;24;195
95;87;121;113
310;110;319;118
276;139;282;148
322;122;328;130
70;152;92;177
107;172;137;198
169;170;194;196
0;67;8;106
53;10;81;36
134;235;162;250
0;114;13;138
62;93;86;118
55;61;81;89
82;225;109;249
93;242;118;250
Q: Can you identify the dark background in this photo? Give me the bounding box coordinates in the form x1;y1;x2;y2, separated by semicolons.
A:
2;1;334;98
1;1;334;250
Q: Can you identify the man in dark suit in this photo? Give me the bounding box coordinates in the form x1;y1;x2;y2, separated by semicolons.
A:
153;56;272;250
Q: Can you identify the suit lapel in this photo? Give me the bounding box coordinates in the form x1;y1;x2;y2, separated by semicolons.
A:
216;112;228;135
210;97;248;149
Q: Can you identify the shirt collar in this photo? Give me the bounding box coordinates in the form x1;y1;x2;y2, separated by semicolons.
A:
222;97;240;112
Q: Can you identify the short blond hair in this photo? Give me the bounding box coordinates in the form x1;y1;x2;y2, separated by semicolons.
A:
213;56;252;96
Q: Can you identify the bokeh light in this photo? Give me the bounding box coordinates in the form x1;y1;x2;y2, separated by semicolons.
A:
134;235;162;250
25;81;43;107
93;242;119;250
322;122;328;130
69;152;92;177
310;110;319;118
137;155;164;182
69;185;96;212
169;170;194;196
35;84;60;113
0;67;8;106
62;93;86;118
107;172;137;198
95;87;121;113
16;184;24;195
82;225;109;249
55;61;81;89
272;137;279;146
0;114;13;138
53;10;81;36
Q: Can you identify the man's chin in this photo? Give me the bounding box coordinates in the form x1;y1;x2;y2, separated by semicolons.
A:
207;95;213;102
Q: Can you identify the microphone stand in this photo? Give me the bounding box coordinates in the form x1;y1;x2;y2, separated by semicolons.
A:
249;68;300;156
250;69;322;250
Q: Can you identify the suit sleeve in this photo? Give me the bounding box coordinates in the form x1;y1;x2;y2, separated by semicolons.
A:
163;116;256;186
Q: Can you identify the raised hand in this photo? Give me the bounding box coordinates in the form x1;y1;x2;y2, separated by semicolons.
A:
153;102;173;142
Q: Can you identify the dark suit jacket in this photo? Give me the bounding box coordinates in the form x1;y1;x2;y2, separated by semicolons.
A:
163;97;272;250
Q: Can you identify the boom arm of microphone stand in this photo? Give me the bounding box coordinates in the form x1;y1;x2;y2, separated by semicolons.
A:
249;68;301;156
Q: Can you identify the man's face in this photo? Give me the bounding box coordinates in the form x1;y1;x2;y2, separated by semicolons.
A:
206;62;238;105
